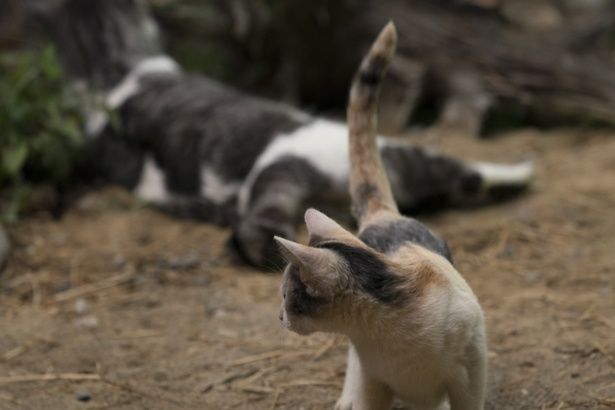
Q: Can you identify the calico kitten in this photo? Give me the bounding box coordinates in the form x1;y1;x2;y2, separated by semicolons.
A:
38;0;533;268
276;23;487;409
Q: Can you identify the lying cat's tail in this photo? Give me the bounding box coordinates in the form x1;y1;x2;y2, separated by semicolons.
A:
348;22;399;227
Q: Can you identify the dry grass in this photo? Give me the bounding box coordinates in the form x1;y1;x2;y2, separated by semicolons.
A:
0;129;614;409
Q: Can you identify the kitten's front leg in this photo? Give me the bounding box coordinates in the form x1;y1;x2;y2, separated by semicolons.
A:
336;344;361;410
336;344;393;410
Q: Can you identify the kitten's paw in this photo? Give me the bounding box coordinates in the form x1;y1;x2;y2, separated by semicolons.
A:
335;397;353;410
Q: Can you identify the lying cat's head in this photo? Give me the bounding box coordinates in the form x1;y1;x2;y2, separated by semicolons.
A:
276;208;409;335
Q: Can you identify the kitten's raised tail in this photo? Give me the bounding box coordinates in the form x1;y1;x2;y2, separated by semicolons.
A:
348;22;399;227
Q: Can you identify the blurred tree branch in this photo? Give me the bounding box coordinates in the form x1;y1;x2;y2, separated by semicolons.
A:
150;0;615;131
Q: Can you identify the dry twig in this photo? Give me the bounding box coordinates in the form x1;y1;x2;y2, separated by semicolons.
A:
229;349;313;367
53;272;134;303
201;368;258;393
279;379;340;389
236;385;274;394
0;373;100;384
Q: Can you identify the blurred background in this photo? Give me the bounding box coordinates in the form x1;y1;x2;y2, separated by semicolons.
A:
0;1;614;409
3;0;615;221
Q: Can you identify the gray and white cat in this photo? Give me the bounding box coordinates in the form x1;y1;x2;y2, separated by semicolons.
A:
40;0;532;267
276;23;486;409
90;56;531;267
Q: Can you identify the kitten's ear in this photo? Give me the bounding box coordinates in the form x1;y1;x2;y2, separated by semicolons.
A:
304;208;355;243
274;236;341;298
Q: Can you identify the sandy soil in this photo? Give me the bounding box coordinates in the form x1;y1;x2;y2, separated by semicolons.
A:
1;129;614;410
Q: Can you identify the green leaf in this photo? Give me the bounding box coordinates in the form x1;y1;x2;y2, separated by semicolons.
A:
2;144;28;177
0;45;85;220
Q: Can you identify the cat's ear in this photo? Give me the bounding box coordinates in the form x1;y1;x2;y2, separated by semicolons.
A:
274;236;341;298
304;208;356;243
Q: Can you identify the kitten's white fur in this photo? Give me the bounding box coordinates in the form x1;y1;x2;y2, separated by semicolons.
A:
201;167;241;204
86;55;180;136
134;155;169;203
238;119;350;214
469;160;534;188
107;55;180;108
85;109;109;137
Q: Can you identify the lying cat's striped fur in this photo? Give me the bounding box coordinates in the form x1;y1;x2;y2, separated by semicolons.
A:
276;23;486;409
90;56;531;267
41;0;532;267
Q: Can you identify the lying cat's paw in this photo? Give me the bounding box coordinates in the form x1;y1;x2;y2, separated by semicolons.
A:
231;219;294;268
335;397;353;410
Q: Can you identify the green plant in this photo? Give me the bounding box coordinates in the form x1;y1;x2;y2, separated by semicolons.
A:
0;46;85;222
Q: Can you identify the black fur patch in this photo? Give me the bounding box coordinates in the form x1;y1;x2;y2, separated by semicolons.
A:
359;55;388;86
359;71;380;86
230;219;291;270
85;126;144;188
460;173;482;196
319;242;405;305
284;265;327;316
359;219;453;263
154;195;229;225
380;145;485;213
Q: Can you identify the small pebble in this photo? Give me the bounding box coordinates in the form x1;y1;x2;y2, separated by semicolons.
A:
212;308;227;319
74;298;89;315
112;254;126;269
523;271;541;284
75;390;91;402
74;315;99;329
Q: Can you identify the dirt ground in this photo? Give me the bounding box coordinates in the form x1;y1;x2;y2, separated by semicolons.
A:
1;129;614;410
